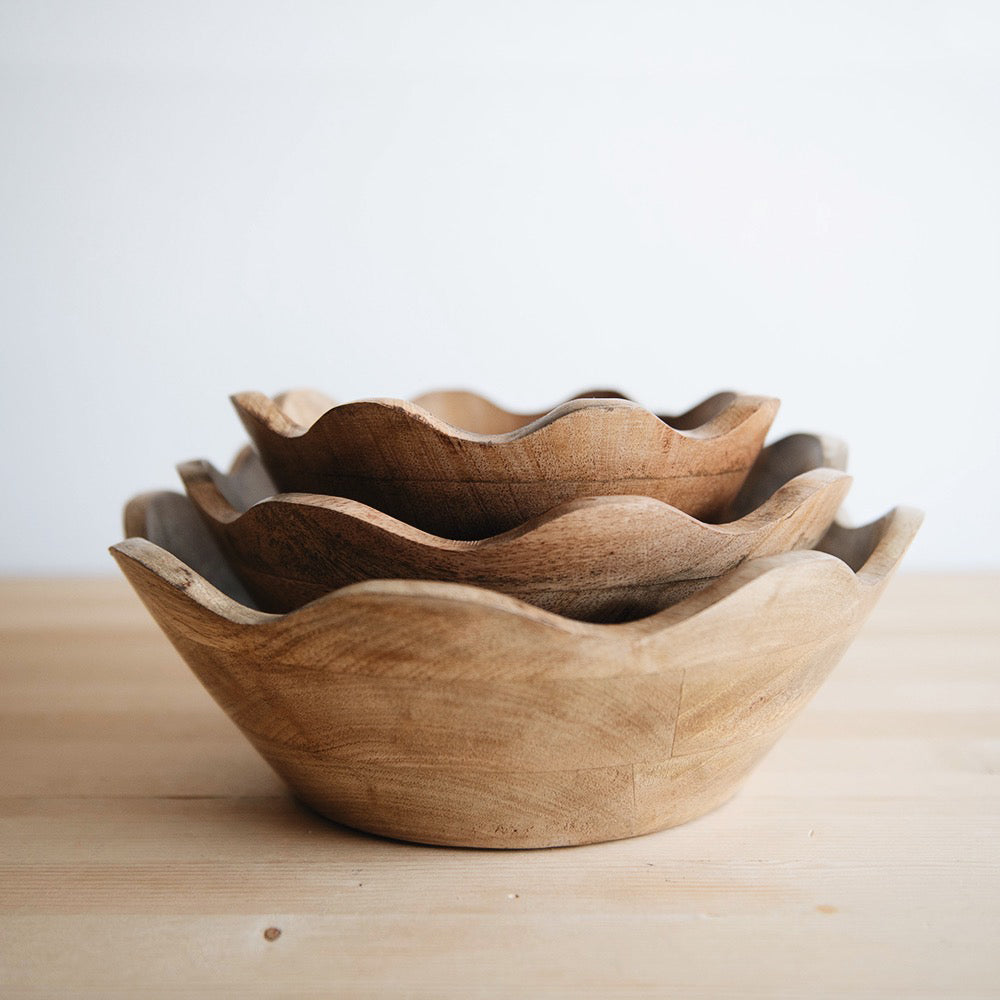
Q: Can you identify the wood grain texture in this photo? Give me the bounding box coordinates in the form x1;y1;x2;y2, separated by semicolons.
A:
2;573;998;998
108;499;921;848
231;390;780;537
177;435;850;618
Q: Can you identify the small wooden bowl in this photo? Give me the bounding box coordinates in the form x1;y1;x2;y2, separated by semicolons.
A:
231;389;780;538
177;435;851;619
110;498;921;848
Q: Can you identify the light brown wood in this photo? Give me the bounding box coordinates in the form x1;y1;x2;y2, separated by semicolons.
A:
177;435;850;618
231;389;780;537
3;572;998;997
108;497;921;848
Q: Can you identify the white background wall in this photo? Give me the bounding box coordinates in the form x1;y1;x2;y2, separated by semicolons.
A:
2;1;998;573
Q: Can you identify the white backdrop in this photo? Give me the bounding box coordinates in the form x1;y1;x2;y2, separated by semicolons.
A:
2;1;998;572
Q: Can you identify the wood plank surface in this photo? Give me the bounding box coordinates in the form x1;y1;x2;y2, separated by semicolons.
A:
1;574;998;998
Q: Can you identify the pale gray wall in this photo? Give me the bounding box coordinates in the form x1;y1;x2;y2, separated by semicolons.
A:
2;1;998;572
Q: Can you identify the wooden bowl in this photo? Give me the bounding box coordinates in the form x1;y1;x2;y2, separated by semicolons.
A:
176;434;851;619
110;498;921;848
231;389;780;538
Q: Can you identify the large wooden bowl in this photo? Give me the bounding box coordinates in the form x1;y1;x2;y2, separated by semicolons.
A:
177;434;850;619
231;389;780;537
110;498;921;848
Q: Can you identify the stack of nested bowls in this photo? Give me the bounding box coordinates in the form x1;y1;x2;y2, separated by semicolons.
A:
111;388;921;848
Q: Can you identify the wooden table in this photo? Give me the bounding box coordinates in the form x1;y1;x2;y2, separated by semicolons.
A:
2;574;998;998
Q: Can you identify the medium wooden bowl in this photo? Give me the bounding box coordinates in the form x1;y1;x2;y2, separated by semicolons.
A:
231;389;780;538
110;498;921;848
177;434;851;619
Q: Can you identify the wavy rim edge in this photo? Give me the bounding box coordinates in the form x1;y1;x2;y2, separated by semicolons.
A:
230;389;781;446
109;505;923;637
176;461;851;552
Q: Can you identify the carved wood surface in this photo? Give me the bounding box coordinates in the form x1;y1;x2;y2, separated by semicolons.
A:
232;390;780;537
177;435;850;618
111;498;921;848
